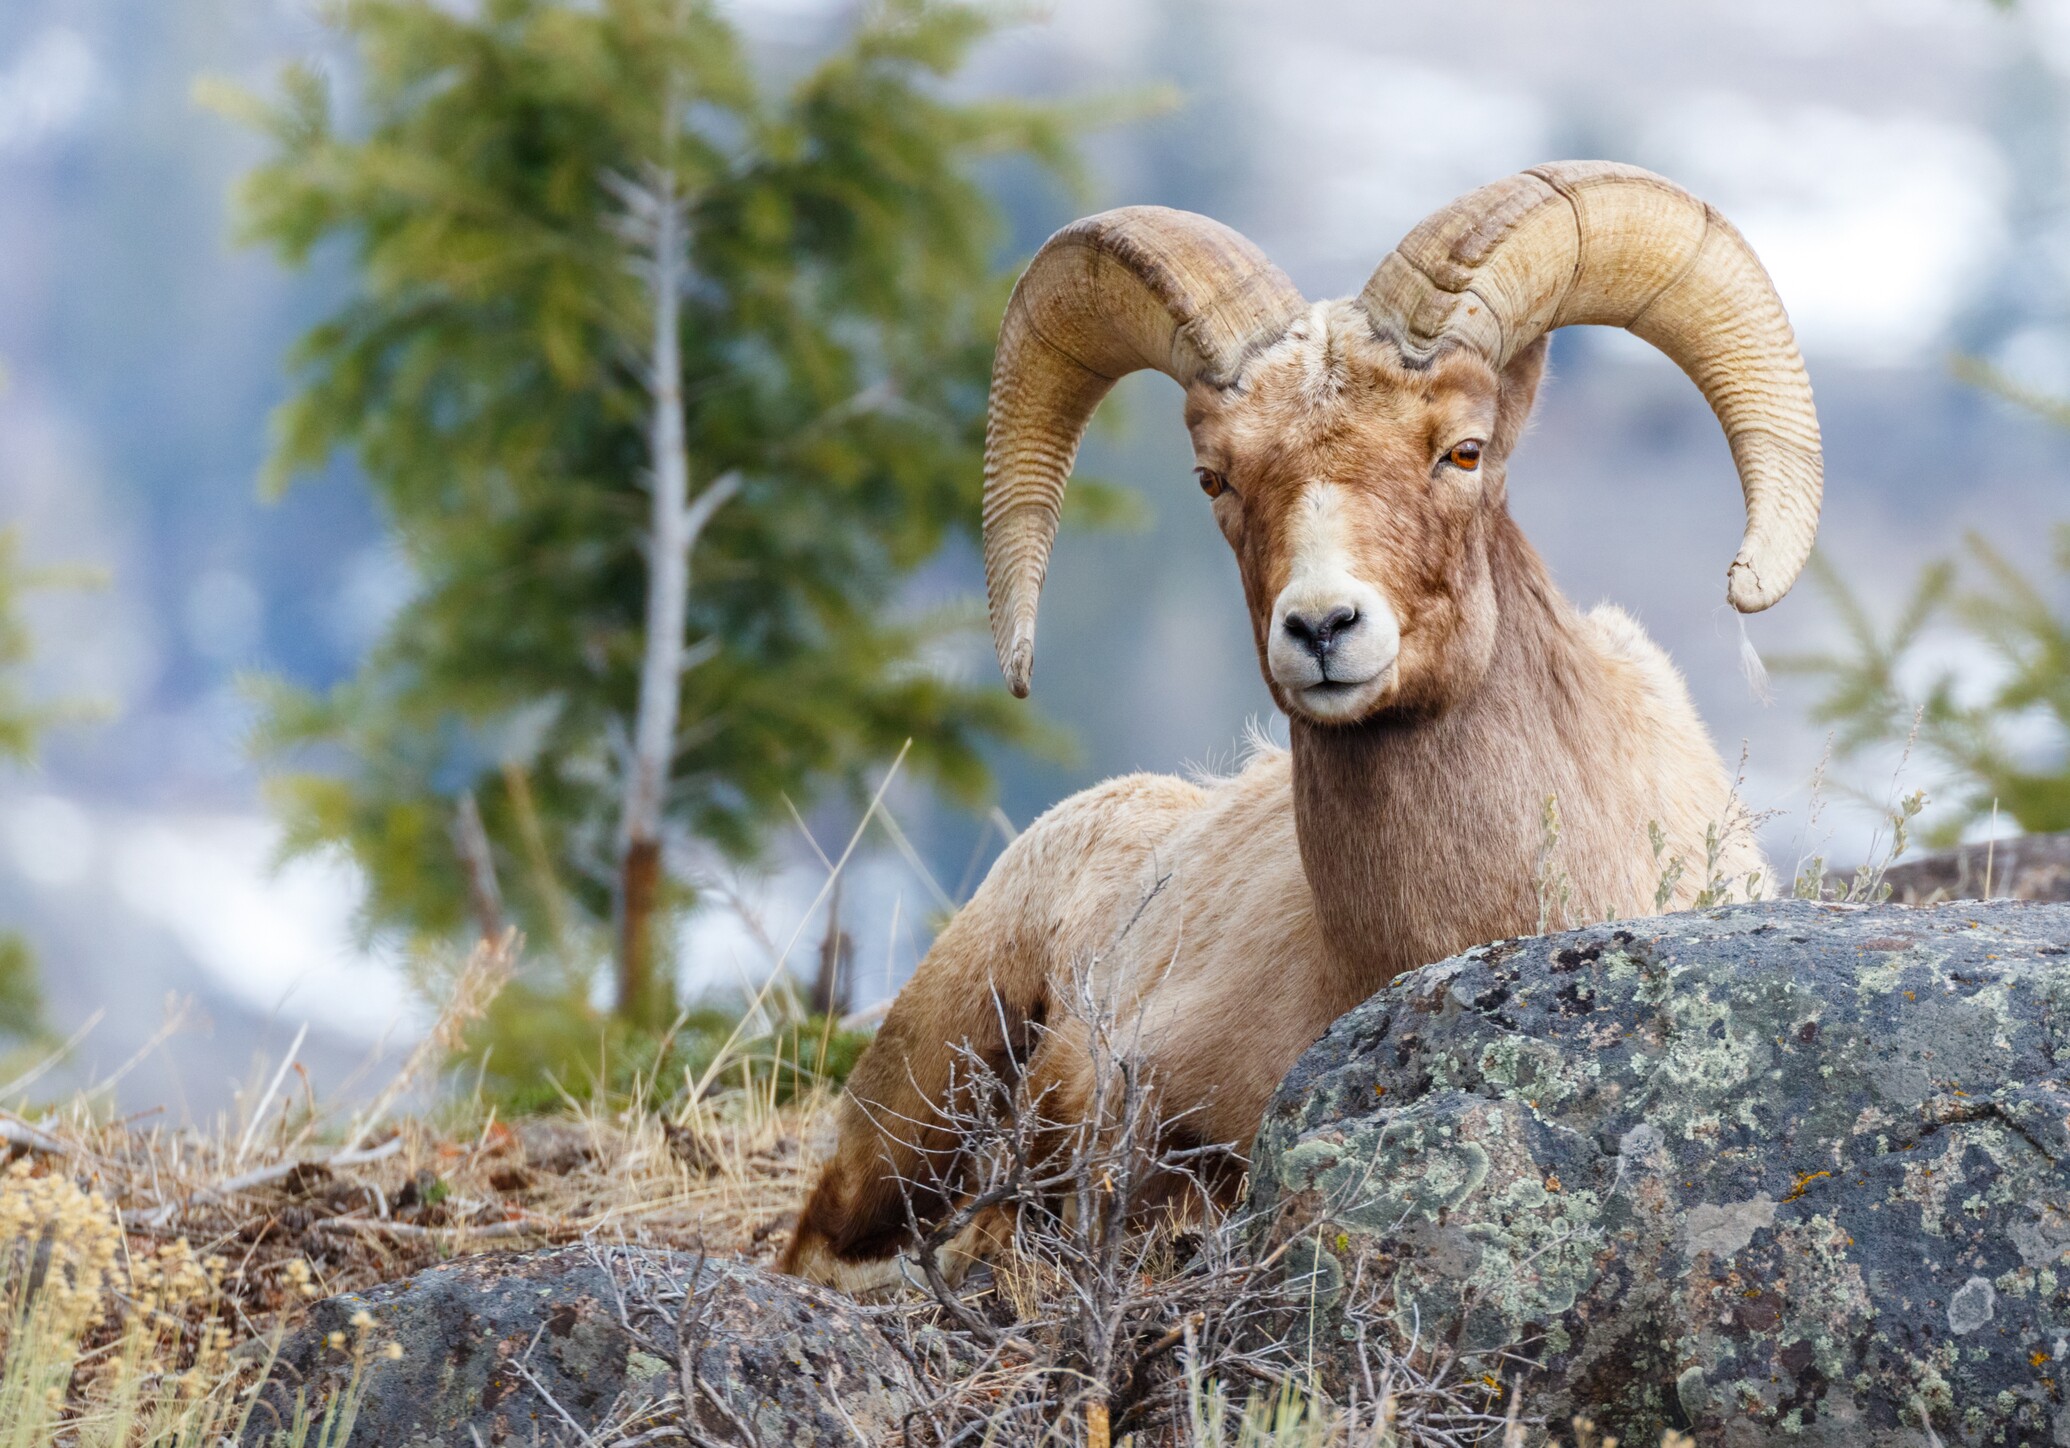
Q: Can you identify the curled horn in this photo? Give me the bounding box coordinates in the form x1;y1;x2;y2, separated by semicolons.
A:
1360;161;1822;613
982;208;1307;696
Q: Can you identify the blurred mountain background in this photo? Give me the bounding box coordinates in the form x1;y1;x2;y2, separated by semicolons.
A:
3;0;2067;1112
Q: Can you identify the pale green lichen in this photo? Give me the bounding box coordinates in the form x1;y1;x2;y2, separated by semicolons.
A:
1471;1032;1600;1109
1457;1177;1604;1327
1602;949;1642;983
1250;902;2070;1444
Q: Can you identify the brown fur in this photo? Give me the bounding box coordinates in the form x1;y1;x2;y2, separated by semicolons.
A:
782;305;1763;1288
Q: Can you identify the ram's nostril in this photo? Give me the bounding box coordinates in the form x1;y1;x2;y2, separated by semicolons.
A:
1282;605;1360;658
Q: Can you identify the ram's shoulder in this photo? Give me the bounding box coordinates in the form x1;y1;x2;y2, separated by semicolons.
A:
1019;771;1208;855
966;771;1208;926
1581;603;1696;712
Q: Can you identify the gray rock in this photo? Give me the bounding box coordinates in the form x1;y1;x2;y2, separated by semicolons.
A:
1877;833;2070;905
1248;900;2070;1445
245;1245;916;1446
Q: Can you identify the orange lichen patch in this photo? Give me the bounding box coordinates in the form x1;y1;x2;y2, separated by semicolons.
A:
1782;1169;1832;1204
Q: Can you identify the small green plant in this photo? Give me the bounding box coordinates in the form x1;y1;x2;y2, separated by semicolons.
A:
1535;794;1572;934
1778;531;2070;846
1780;725;1931;903
1689;821;1730;910
1647;819;1686;914
1185;1372;1347;1448
1836;786;1929;903
1792;851;1829;900
458;978;871;1116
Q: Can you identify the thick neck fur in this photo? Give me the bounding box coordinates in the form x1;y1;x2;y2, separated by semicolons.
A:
1290;510;1671;993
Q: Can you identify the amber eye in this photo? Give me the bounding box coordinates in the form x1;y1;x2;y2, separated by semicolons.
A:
1446;440;1484;472
1196;467;1229;498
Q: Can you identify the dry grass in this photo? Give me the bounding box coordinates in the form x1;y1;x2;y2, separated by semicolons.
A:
0;933;1702;1446
0;933;841;1446
0;1086;837;1445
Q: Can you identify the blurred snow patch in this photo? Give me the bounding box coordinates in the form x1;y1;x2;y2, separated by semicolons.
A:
1992;326;2070;399
2022;0;2070;77
1246;42;1553;287
105;813;417;1041
3;794;94;887
1645;93;2008;364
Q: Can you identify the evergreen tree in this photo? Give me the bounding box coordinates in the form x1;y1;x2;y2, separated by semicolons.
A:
223;0;1100;1025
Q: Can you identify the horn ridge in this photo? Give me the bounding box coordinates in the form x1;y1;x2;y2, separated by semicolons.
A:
981;207;1305;694
1360;160;1822;614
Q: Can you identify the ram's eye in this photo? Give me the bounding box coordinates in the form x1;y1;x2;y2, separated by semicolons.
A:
1195;467;1229;498
1445;440;1484;472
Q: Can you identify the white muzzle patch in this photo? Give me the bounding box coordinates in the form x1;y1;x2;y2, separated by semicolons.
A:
1267;483;1399;722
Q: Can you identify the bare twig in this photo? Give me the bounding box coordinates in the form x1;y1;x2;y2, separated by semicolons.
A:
235;1022;310;1167
338;932;517;1155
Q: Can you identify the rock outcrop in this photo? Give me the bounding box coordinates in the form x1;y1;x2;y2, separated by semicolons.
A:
1248;900;2070;1445
1879;832;2070;905
247;1245;916;1446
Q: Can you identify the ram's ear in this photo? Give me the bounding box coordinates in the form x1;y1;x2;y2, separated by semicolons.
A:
1490;335;1550;462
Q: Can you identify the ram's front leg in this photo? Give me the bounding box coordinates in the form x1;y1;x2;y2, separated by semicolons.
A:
780;899;1050;1289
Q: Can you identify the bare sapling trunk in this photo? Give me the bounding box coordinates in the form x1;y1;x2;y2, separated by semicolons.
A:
450;788;505;944
809;874;854;1019
501;760;577;973
610;154;738;1027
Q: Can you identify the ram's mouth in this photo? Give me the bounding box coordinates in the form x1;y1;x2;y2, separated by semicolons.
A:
1288;664;1395;723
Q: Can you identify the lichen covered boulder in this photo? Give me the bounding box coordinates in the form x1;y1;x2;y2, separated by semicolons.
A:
246;1245;915;1446
1248;900;2070;1445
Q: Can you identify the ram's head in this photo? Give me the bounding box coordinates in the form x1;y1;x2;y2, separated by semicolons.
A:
982;162;1822;724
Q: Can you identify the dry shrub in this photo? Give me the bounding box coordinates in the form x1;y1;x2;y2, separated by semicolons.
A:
0;1158;301;1446
768;965;1532;1447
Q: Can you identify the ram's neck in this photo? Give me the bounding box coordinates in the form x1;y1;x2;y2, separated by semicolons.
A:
1289;512;1651;988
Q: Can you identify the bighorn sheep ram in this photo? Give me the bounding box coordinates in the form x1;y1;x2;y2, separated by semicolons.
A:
783;162;1821;1287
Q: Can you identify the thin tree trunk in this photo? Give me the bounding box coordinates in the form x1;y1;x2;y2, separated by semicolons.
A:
451;789;504;944
809;874;854;1019
501;760;577;981
611;154;738;1027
